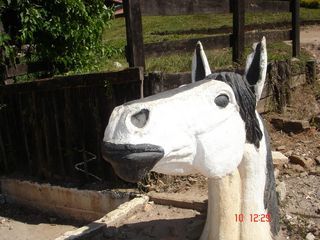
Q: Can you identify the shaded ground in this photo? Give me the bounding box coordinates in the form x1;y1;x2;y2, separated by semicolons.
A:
0;202;88;240
104;204;205;240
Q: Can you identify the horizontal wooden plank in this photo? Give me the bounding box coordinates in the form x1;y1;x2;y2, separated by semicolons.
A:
144;34;231;57
0;68;143;93
5;62;53;78
244;29;291;44
152;19;309;36
139;0;231;16
138;0;290;16
245;0;290;13
145;29;291;57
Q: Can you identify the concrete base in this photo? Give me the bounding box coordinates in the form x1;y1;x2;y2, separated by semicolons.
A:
0;178;132;221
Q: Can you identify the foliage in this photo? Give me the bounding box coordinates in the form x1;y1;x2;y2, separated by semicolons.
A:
0;31;15;65
301;0;320;8
0;0;114;73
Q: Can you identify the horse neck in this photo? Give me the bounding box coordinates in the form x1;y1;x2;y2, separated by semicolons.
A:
200;142;273;240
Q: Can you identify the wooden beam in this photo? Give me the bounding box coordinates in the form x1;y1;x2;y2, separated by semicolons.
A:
139;0;230;16
246;0;291;12
144;35;231;57
5;62;53;78
143;29;291;58
151;19;320;36
123;0;145;68
245;29;291;45
0;68;144;93
232;0;245;63
291;0;300;57
138;0;290;16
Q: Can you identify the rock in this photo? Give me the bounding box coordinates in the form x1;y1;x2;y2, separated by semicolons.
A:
144;203;154;212
306;232;315;240
188;176;197;183
276;181;286;202
274;168;280;179
113;62;123;69
288;164;305;173
276;145;286;151
272;151;289;169
315;156;320;165
309;166;320;176
289;155;316;169
300;172;308;177
284;150;293;157
311;115;320;129
270;117;310;133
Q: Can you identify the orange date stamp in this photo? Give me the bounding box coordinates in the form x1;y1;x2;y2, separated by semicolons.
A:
235;213;271;222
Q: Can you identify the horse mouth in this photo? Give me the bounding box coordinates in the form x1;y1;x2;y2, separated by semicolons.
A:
102;142;164;183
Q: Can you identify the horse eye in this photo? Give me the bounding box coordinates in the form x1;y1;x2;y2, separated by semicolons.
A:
214;94;229;108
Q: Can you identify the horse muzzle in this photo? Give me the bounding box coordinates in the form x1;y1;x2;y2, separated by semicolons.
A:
101;142;164;183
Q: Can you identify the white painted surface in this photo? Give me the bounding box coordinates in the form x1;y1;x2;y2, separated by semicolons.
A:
245;37;268;101
104;79;245;178
191;41;212;82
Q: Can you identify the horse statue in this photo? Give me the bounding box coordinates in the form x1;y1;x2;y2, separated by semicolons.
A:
102;37;279;240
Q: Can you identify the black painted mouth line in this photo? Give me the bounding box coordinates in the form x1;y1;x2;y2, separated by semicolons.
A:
101;141;165;183
102;142;164;156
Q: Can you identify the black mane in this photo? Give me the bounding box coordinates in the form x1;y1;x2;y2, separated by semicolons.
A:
206;72;263;148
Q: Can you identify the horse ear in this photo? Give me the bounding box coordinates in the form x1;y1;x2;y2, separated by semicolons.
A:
244;37;267;101
192;41;211;82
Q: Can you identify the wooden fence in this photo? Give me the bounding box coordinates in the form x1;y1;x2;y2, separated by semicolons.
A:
0;68;143;183
124;0;300;68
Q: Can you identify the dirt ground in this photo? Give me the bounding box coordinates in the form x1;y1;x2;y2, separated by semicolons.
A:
104;204;205;240
0;201;88;240
0;26;319;240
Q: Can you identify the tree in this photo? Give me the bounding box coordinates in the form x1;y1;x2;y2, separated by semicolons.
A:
0;0;114;73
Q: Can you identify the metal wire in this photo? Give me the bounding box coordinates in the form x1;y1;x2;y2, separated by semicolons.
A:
74;148;102;181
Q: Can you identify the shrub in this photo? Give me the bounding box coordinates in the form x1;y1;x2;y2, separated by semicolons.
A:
0;0;114;73
301;0;320;8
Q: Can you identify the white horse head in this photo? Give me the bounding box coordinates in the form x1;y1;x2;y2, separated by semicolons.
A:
102;37;279;239
102;38;267;182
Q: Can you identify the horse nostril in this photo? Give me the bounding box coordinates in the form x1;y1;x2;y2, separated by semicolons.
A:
131;109;149;128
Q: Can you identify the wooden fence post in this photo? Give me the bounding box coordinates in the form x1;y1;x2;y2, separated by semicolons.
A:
123;0;146;69
292;0;300;57
232;0;245;63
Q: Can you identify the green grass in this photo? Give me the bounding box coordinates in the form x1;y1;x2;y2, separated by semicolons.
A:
98;7;320;73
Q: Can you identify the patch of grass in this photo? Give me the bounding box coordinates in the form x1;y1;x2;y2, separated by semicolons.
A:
146;42;311;73
301;0;320;8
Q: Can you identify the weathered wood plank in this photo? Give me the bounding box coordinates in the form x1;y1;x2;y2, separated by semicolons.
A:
123;0;145;68
245;29;291;44
144;35;231;57
144;29;291;57
151;20;320;36
291;0;300;57
5;62;53;78
246;0;291;12
139;0;290;16
232;0;245;63
52;91;66;176
140;0;230;16
0;68;143;93
18;93;32;174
